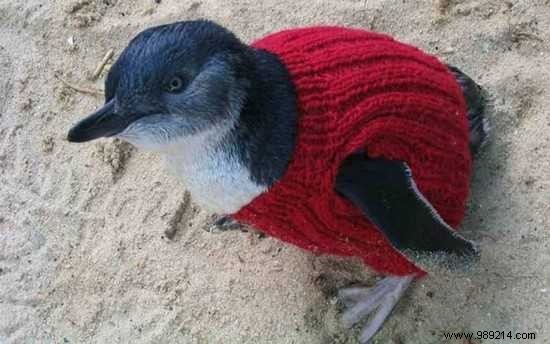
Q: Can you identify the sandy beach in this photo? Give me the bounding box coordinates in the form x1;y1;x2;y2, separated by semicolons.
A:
1;0;549;343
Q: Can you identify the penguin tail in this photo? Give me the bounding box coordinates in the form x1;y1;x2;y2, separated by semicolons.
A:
448;65;491;156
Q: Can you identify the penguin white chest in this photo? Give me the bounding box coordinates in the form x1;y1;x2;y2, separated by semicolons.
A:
162;133;266;214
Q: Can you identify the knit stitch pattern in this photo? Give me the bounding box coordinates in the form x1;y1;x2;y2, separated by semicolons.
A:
233;27;472;276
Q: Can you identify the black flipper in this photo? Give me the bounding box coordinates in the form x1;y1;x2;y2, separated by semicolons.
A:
335;154;479;262
448;65;490;155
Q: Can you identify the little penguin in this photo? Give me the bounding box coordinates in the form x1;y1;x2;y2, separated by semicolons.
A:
67;20;489;343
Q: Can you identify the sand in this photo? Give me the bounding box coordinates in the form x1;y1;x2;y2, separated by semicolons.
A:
1;0;549;343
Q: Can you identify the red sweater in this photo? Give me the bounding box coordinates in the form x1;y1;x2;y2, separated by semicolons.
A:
233;27;472;276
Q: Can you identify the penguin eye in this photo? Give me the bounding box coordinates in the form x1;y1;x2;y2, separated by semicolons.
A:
165;76;185;93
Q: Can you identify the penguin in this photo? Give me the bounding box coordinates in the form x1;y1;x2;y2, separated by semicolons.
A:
67;20;489;343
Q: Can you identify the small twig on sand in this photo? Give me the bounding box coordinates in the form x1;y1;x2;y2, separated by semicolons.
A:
512;31;543;43
436;0;451;15
368;9;381;30
90;49;114;80
55;74;104;96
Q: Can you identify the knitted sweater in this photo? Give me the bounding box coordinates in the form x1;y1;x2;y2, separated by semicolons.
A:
232;27;472;276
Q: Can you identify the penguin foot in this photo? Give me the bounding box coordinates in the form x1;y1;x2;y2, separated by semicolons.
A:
337;275;414;344
207;215;242;232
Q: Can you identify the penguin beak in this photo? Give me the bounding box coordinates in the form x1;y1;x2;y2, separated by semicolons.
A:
67;99;130;142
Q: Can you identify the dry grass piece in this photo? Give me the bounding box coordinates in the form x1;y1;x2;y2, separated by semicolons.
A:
90;49;114;80
55;74;104;96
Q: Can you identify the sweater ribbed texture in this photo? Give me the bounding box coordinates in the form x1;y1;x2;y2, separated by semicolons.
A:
233;27;472;276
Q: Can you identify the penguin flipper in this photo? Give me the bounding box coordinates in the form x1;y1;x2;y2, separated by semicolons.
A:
447;65;490;155
335;154;479;263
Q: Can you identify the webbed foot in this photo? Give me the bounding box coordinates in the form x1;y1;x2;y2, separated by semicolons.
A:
337;275;415;343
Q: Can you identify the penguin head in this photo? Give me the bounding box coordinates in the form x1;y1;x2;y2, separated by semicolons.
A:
67;20;250;151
